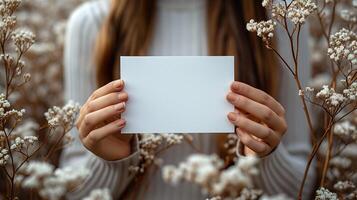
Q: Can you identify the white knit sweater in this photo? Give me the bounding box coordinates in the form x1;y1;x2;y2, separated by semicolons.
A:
60;0;317;199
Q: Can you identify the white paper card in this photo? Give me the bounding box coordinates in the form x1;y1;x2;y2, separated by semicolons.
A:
120;56;234;134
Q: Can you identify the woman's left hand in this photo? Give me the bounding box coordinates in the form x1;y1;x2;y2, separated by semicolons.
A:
226;81;288;157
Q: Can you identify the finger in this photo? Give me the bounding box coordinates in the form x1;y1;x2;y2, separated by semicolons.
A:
83;118;126;148
89;80;124;101
236;128;271;156
77;80;125;128
227;92;286;132
77;92;128;126
79;102;126;138
231;82;285;116
228;112;280;147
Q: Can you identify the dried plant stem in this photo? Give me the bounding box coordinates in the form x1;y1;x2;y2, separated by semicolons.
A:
298;119;333;200
320;124;333;186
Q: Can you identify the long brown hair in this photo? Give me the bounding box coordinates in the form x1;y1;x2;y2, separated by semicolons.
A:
95;0;279;97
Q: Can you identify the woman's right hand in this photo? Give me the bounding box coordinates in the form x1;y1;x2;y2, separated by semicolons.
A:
76;79;133;161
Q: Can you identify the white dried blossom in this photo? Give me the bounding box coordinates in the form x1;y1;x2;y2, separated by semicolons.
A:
12;30;35;53
330;156;352;169
236;188;262;200
163;154;259;197
340;9;357;23
333;120;357;141
22;161;54;188
0;93;10;117
0;93;25;120
262;0;271;7
343;82;357;101
10;135;38;150
0;0;22;16
315;187;338;200
44;100;80;128
286;0;317;24
0;148;9;166
83;188;113;200
224;133;238;155
22;161;90;200
161;133;183;145
246;19;276;43
327;28;357;64
135;133;185;173
316;85;347;107
333;180;355;192
11;119;39;137
0;16;16;37
39;167;90;200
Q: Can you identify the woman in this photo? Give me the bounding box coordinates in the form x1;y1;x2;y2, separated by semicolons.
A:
60;0;316;199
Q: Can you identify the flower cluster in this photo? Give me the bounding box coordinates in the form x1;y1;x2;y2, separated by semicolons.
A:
315;187;338;200
333;180;355;192
132;133;185;173
261;0;317;24
327;28;357;64
333;120;357;142
340;9;357;23
315;85;346;107
21;161;90;200
44;101;80;129
0;93;11;117
12;30;35;53
83;188;113;200
10;136;38;151
286;0;317;25
0;93;25;121
162;154;259;198
0;147;9;166
246;19;276;44
0;0;21;17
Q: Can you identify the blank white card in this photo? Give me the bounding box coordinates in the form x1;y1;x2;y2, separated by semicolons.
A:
120;56;234;134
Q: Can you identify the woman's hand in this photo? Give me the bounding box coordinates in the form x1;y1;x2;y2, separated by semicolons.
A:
226;81;287;157
76;79;133;161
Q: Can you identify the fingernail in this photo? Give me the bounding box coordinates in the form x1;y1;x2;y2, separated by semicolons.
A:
226;92;236;102
118;92;127;100
113;80;123;88
119;119;126;126
114;102;125;111
232;81;239;89
228;112;237;121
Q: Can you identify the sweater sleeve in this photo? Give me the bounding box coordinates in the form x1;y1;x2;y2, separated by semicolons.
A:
246;24;317;198
59;2;140;199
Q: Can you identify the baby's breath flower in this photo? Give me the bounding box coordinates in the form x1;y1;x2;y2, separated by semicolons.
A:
22;161;90;200
83;188;113;200
333;180;355;192
330;156;352;169
10;135;38;150
44;101;80;129
315;187;338;200
0;0;21;16
327;28;357;64
12;30;35;53
163;154;259;197
0;147;9;166
316;85;347;108
262;0;271;7
333;120;357;142
340;9;357;23
286;0;317;25
246;19;276;44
